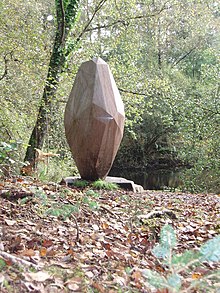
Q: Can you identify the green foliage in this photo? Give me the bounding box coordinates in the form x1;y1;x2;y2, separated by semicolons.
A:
152;224;177;263
86;189;99;198
31;187;80;219
82;196;100;210
0;258;7;271
0;0;52;145
199;235;220;262
0;141;24;175
46;203;79;219
37;154;79;183
92;179;118;190
33;189;48;206
0;141;18;164
72;179;89;188
142;224;220;292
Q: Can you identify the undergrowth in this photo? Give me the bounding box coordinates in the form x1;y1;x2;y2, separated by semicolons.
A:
142;224;220;292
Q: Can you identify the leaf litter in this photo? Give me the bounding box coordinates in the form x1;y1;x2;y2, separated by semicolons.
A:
0;176;219;292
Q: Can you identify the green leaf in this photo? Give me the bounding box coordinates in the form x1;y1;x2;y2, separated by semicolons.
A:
19;197;30;204
152;244;170;259
86;190;99;198
0;258;7;271
142;269;168;289
160;224;177;249
199;235;220;262
46;208;62;217
167;273;182;291
171;250;200;268
88;201;99;210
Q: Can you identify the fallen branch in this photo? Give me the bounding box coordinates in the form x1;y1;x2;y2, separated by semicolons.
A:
0;250;40;270
138;209;177;221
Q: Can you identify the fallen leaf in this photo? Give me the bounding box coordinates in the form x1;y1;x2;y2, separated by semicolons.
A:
85;271;94;278
132;270;142;282
92;282;105;293
20;249;35;257
5;219;17;226
27;271;51;282
192;272;202;279
0;273;5;284
42;239;53;247
40;247;47;257
67;283;80;291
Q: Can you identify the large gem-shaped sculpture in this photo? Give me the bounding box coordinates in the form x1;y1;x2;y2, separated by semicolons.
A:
64;57;125;180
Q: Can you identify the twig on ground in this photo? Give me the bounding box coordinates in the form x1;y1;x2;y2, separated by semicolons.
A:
100;205;119;218
59;197;80;243
71;214;80;243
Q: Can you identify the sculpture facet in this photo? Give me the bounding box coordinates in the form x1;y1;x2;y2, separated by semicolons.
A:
64;57;125;180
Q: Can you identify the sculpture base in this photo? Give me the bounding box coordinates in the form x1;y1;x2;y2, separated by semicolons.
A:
61;176;143;193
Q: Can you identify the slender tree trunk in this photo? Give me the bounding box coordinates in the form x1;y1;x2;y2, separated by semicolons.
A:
24;0;79;163
24;36;65;162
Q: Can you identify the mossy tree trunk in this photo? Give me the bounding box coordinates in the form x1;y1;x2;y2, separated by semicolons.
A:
24;0;79;163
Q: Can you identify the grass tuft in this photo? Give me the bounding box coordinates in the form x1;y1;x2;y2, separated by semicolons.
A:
92;179;118;190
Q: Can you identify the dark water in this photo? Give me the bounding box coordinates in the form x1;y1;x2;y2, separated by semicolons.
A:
109;169;182;190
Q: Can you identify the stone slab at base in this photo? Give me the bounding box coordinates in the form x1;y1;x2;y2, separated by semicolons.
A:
105;177;143;193
62;176;144;193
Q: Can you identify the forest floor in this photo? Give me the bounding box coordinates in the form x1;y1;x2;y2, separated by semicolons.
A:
0;176;219;293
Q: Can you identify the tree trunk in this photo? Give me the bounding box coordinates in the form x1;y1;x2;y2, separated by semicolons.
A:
24;40;65;162
24;0;79;163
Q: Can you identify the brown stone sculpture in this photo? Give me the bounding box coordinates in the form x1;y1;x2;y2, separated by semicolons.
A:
64;57;125;180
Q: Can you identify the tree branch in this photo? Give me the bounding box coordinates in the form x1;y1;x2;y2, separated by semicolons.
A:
0;52;13;81
59;0;66;44
82;5;170;35
76;0;108;41
172;47;197;67
119;88;147;96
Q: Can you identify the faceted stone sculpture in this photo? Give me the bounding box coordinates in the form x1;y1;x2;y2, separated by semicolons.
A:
64;57;125;180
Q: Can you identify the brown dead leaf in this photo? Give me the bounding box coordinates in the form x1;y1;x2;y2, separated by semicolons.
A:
46;249;56;257
65;277;82;291
9;235;22;252
67;249;75;256
192;272;202;279
101;241;111;250
102;222;109;229
67;283;80;291
0;273;5;283
42;239;53;248
40;247;47;257
20;249;36;257
92;282;106;293
132;270;142;282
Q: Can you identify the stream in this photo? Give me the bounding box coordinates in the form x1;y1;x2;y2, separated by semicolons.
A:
109;168;183;190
